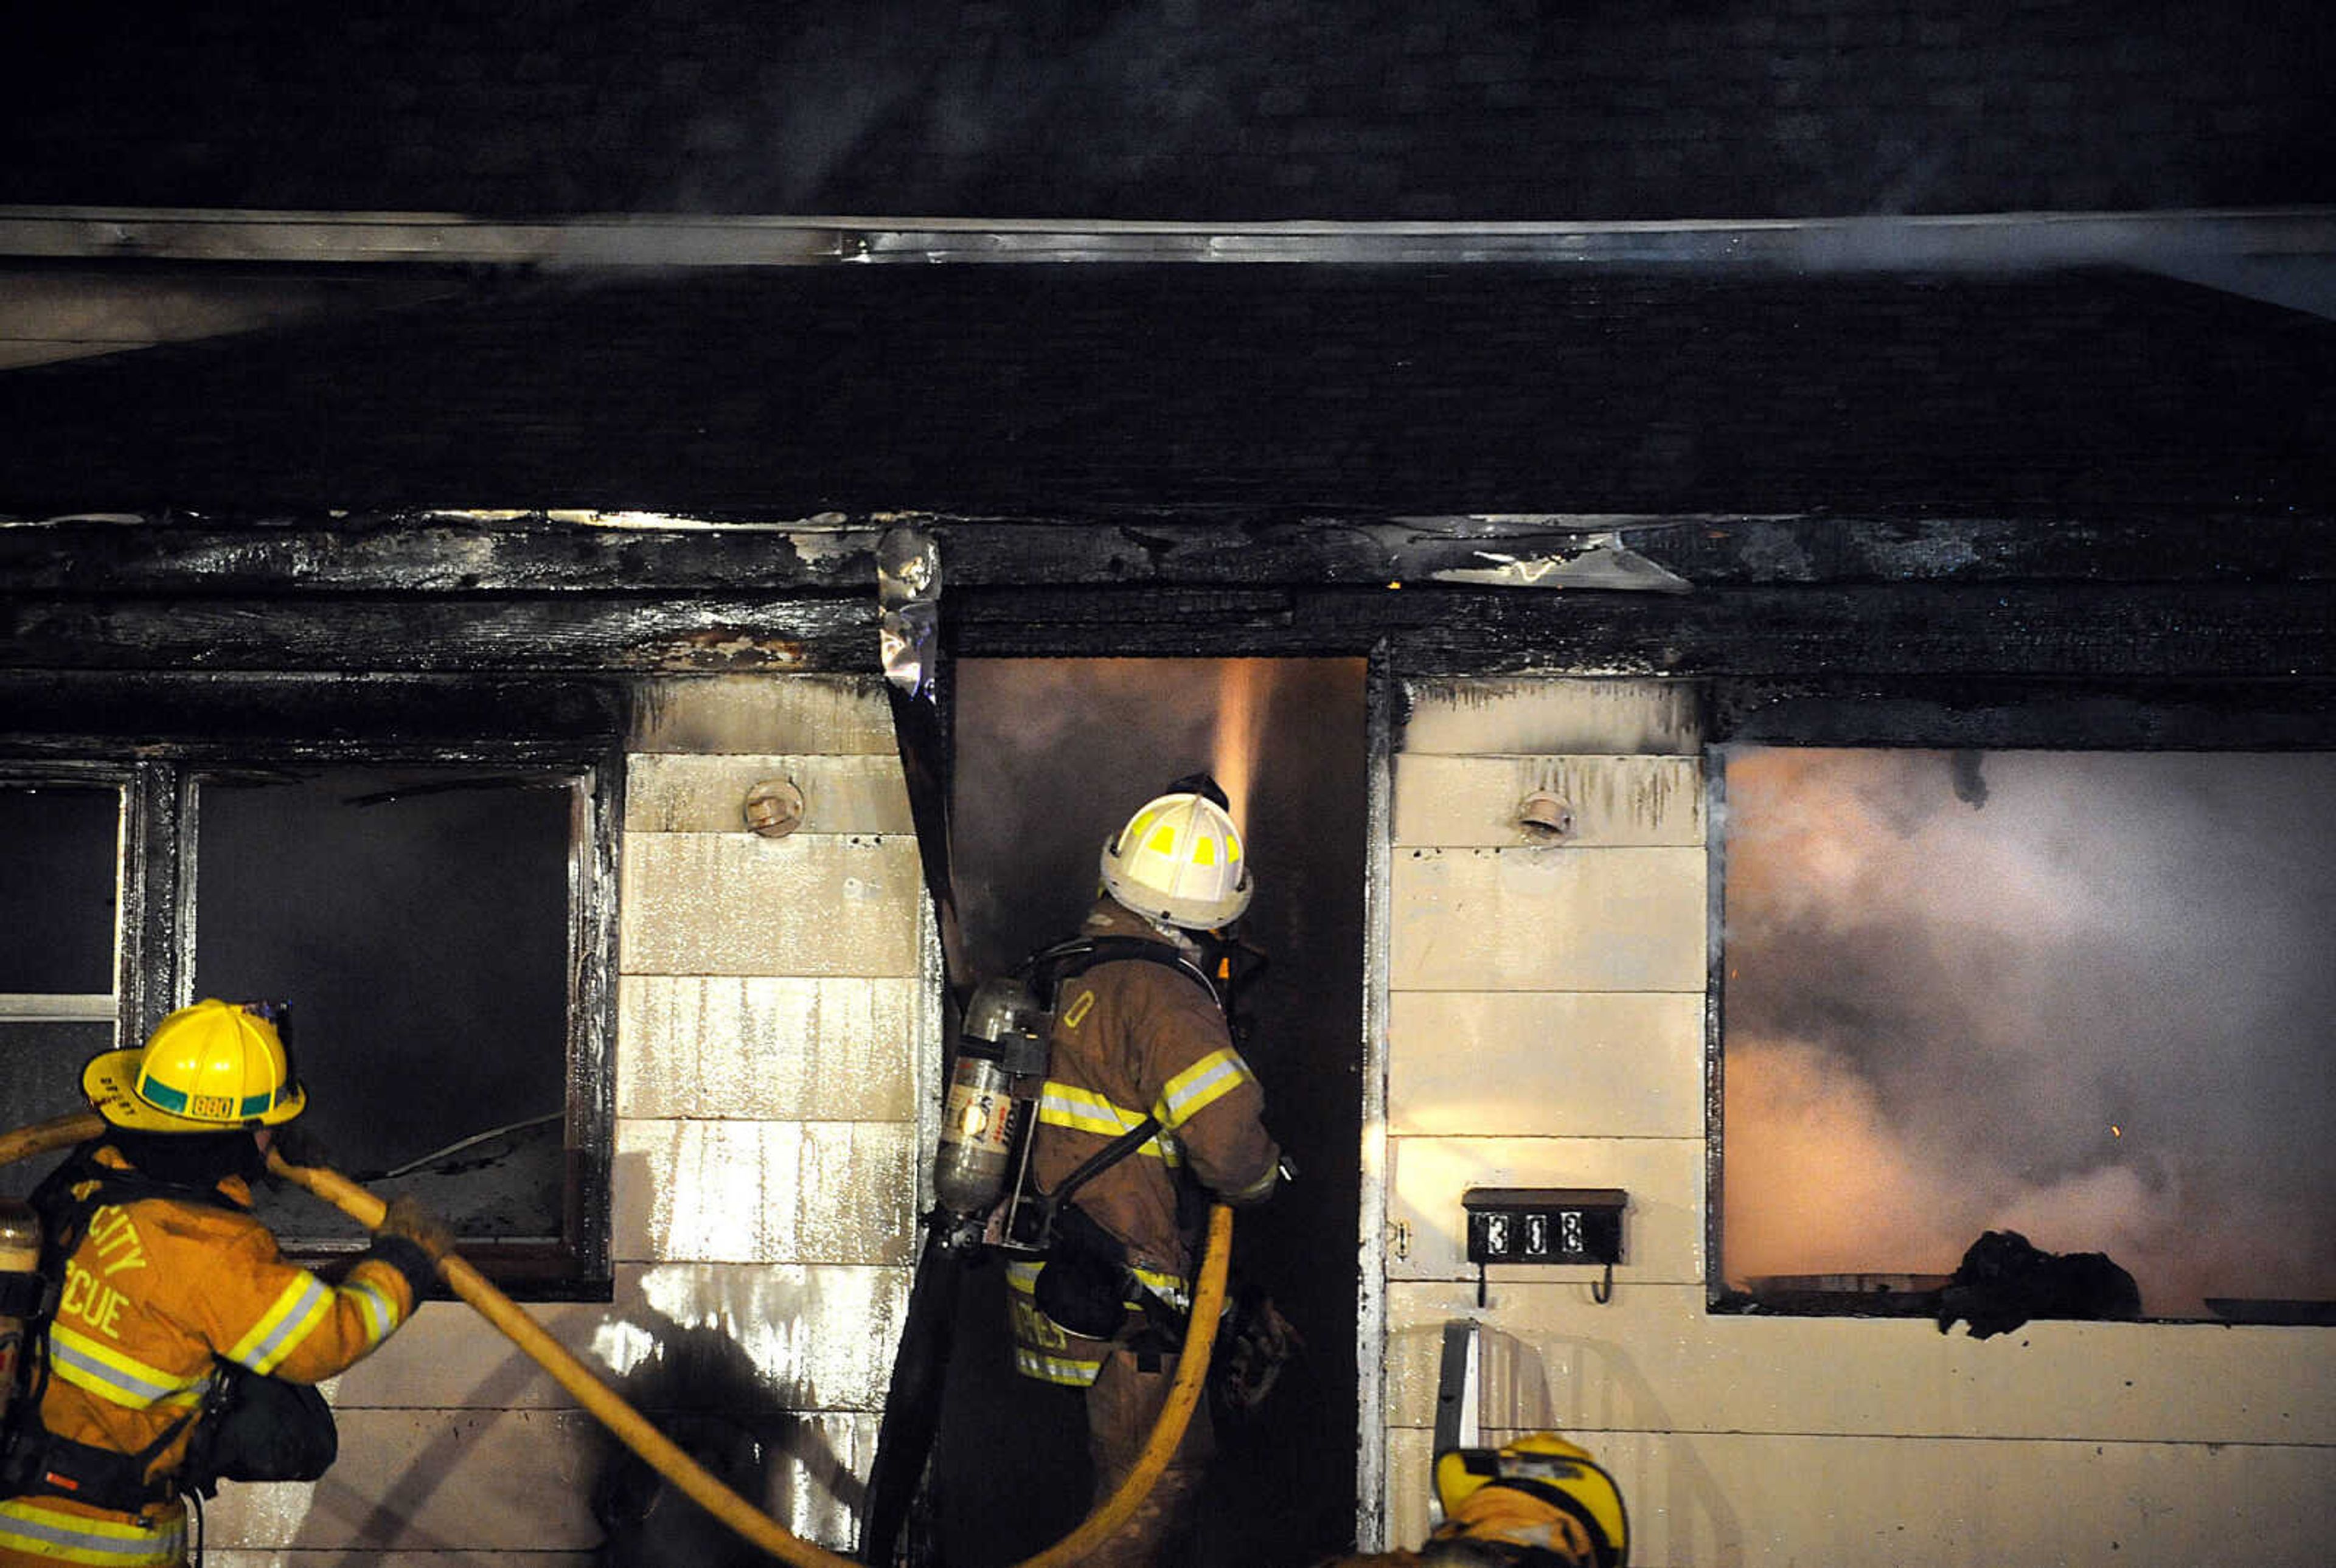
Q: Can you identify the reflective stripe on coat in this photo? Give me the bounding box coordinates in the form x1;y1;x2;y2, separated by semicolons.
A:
0;1146;420;1561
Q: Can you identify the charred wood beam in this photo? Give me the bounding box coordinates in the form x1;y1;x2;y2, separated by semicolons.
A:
2;509;2329;594
0;594;872;674
953;581;2336;679
2;580;2327;683
1705;676;2336;750
0;671;633;752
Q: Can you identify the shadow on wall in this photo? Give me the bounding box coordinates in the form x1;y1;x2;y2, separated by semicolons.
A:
1388;1318;1743;1568
588;1301;863;1568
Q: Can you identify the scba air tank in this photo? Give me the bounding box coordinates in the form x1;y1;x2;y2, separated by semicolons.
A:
933;976;1050;1218
0;1198;44;1425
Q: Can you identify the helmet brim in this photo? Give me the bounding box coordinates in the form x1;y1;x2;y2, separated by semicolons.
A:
82;1047;308;1132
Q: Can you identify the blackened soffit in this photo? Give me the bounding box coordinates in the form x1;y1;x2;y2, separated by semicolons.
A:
0;264;2327;519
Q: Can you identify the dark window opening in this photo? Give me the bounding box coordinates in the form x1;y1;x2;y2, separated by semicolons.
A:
0;758;613;1297
0;782;118;996
196;768;580;1274
0;780;125;1159
1714;746;2336;1324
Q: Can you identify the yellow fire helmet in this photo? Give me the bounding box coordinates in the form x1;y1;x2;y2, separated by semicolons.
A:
83;999;308;1132
1099;789;1254;931
1433;1433;1629;1568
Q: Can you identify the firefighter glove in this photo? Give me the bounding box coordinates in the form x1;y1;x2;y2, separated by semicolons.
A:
268;1122;334;1173
378;1195;456;1261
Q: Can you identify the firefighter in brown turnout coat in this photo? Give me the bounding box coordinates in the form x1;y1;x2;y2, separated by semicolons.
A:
1006;780;1281;1567
0;1001;448;1567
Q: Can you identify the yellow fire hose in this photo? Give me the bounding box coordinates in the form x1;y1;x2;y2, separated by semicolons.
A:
1;1109;1230;1567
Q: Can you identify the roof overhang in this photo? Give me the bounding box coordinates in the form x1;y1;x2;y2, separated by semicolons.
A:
9;203;2331;372
5;203;2332;274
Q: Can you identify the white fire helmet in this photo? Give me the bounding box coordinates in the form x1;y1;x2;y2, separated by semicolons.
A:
1099;789;1254;931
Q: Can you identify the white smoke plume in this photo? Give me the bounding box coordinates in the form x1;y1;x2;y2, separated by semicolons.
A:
1720;747;2336;1317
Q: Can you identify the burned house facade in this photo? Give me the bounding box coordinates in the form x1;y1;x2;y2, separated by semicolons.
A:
2;5;2332;1565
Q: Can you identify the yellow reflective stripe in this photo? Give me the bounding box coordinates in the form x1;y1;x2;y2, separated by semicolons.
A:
1154;1047;1254;1129
344;1275;403;1347
1015;1348;1103;1386
1013;1247;1189;1313
1035;1084;1183;1165
0;1499;186;1565
228;1273;333;1373
44;1324;191;1409
1129;1264;1192;1311
1226;1161;1280;1204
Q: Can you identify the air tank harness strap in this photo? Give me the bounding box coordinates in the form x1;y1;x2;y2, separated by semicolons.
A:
1028;1114;1163;1246
0;1150;238;1513
0;1425;186;1513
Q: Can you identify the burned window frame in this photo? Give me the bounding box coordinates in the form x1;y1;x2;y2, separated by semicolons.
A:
0;741;619;1301
1701;680;2336;1323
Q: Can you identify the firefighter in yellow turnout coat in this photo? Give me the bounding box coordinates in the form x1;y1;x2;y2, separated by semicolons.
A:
1007;784;1281;1567
0;1001;446;1567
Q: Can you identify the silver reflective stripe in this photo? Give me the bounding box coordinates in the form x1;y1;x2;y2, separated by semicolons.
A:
229;1274;333;1373
346;1276;401;1345
0;1499;186;1565
1156;1048;1253;1128
44;1326;183;1408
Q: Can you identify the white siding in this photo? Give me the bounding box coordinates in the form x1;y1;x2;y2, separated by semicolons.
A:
1379;674;2336;1568
210;673;928;1561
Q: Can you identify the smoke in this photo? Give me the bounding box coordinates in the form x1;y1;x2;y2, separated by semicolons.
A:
1721;748;2336;1316
950;658;1253;977
1210;659;1269;826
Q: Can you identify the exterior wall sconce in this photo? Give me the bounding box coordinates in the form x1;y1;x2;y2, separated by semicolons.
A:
743;778;805;838
1516;791;1576;842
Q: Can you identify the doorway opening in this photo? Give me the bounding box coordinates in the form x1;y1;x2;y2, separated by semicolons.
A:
930;656;1368;1566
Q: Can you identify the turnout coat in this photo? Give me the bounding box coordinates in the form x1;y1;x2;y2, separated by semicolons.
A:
1007;898;1280;1388
0;1144;433;1567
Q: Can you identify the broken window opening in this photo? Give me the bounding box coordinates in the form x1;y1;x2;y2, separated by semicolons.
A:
0;775;128;1152
0;756;614;1298
1712;746;2336;1325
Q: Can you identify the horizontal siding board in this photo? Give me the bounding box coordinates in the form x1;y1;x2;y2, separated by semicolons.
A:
1389;991;1704;1138
1389;846;1706;991
1385;1281;2336;1446
202;1409;874;1555
617;974;922;1122
204;1408;602;1550
1385;1425;2334;1568
1398;678;1701;756
613;1261;908;1412
624;752;912;834
614;1118;917;1265
206;1555;594;1566
628;673;896;755
323;1302;608;1410
327;1264;908;1415
618;833;922;977
1387;1134;1703;1283
1392;754;1704;846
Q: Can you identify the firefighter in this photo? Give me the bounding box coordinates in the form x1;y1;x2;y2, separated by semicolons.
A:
1006;779;1282;1568
0;999;450;1567
1312;1434;1629;1568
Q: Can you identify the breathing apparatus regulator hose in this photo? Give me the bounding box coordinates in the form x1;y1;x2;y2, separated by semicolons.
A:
1;1110;1232;1568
